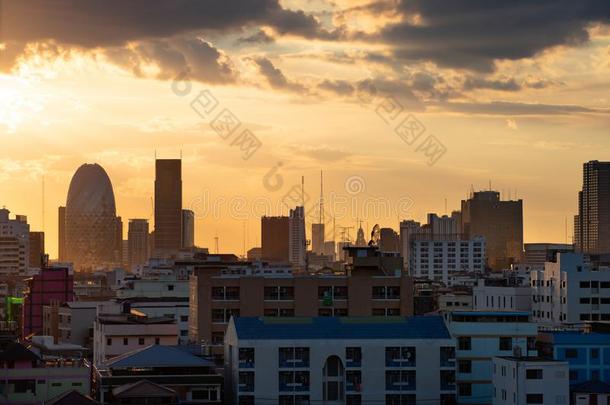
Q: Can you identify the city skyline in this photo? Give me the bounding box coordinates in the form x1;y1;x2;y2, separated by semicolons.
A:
2;1;610;258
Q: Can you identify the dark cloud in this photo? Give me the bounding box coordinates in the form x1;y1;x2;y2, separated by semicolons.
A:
104;38;237;84
251;57;307;92
2;0;335;47
317;79;355;96
440;101;608;116
380;0;610;71
238;30;275;45
463;77;522;92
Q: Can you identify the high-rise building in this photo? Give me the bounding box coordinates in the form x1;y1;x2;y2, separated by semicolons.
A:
428;212;461;235
128;219;149;271
574;160;610;254
311;223;325;254
379;227;400;252
355;224;367;246
58;206;66;261
181;209;195;248
461;191;523;270
28;231;45;268
65;163;119;270
399;220;430;267
0;208;30;275
114;216;123;265
289;207;306;268
154;159;182;256
261;216;289;263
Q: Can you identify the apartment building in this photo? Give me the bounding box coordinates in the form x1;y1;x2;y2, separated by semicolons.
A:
445;311;538;404
225;316;456;405
189;248;413;360
473;279;532;312
492;356;569;405
531;253;610;325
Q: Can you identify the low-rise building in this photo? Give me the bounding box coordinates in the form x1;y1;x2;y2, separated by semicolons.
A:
445;311;538;404
492;356;569;405
473;279;532;312
538;326;610;385
93;303;178;365
94;344;223;404
225;316;456;405
0;341;90;404
438;293;473;312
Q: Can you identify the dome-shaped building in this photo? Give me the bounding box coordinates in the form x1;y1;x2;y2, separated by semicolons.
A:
65;163;120;270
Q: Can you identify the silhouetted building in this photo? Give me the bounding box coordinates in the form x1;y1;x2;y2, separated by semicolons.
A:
355;224;367;247
380;227;399;252
28;231;45;268
311;223;325;255
0;208;30;275
461;191;523;270
523;243;574;266
58;206;66;261
181;209;194;248
261;216;289;263
65;163;119;270
575;160;610;255
289;207;306;268
428;212;462;235
127;219;149;271
154;159;182;256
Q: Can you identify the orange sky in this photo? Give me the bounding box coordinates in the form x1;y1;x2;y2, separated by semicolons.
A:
1;1;610;258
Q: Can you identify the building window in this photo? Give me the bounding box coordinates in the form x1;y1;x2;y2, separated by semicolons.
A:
279;347;310;368
440;370;455;390
346;347;362;368
591;348;599;359
526;394;543;404
106;338;112;346
458;360;471;374
346;370;362;392
526;369;543;379
238;396;255;405
440;347;455;367
138;338;145;345
239;372;255;392
565;349;578;359
239;348;255;368
458;337;471;351
123;337;128;346
155;337;160;345
386;394;416;405
279;371;310;392
385;370;416;391
499;337;512;351
458;383;472;397
385;347;416;367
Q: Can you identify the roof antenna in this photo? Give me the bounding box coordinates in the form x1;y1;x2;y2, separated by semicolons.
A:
301;176;305;207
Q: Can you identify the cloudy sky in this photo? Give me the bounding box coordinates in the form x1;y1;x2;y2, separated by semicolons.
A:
1;0;610;258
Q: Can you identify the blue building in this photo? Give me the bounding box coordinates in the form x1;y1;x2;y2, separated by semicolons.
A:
539;328;610;385
225;316;456;405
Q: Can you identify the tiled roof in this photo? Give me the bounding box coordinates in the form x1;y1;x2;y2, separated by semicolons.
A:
234;315;451;340
103;345;216;369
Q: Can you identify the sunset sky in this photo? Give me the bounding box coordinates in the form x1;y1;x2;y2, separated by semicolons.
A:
1;0;610;259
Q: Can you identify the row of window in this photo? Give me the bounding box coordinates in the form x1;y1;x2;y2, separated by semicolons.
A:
239;394;454;405
106;337;160;346
238;346;456;369
457;336;535;351
214;307;402;322
211;286;401;301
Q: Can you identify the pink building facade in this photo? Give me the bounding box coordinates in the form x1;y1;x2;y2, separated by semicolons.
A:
23;266;74;336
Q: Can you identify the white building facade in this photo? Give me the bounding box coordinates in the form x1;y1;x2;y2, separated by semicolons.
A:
531;253;610;325
410;236;485;283
225;316;457;405
473;281;532;312
492;357;569;405
0;208;30;275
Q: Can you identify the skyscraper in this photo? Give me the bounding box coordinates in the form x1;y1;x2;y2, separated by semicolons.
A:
380;227;400;252
261;216;289;263
128;219;149;271
461;191;523;270
154;159;182;256
574;160;610;254
65;163;119;270
28;231;45;268
58;206;66;261
289;206;306;268
182;209;195;248
311;223;325;254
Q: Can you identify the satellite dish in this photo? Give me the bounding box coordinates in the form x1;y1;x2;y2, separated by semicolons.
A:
368;224;381;247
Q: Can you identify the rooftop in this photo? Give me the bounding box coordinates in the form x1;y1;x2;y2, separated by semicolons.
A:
546;331;610;345
102;345;216;369
571;380;610;394
233;315;451;340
